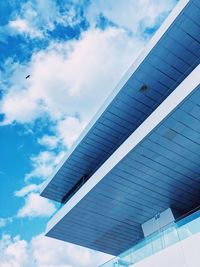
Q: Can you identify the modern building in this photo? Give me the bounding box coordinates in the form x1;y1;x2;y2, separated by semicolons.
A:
41;0;200;266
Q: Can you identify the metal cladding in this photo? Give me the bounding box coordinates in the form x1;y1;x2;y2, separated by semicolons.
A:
41;0;200;256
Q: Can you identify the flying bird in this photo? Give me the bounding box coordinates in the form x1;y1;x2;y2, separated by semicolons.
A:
25;75;30;79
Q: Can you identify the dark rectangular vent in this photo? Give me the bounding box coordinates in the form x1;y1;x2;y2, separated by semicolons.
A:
139;84;148;93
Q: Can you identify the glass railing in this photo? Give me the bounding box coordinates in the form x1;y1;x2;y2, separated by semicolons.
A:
100;209;200;267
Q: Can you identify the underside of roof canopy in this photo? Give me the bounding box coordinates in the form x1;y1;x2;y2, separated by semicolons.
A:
45;65;200;255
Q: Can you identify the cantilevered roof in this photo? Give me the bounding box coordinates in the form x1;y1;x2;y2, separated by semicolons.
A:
45;65;200;255
41;0;200;203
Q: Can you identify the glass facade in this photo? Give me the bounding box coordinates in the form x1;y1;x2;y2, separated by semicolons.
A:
100;210;200;267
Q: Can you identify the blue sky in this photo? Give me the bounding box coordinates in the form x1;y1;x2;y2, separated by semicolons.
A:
0;0;178;266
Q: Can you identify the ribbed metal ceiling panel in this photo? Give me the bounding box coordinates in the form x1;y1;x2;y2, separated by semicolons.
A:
45;68;200;255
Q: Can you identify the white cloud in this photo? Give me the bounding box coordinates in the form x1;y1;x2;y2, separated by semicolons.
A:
86;0;177;33
0;234;112;267
31;234;112;267
0;235;30;267
25;151;65;181
0;85;44;124
17;192;56;218
5;0;83;40
9;18;42;38
15;181;56;219
37;116;84;151
37;135;59;150
17;0;59;37
55;116;85;149
14;150;64;219
0;218;12;228
3;0;177;41
14;184;40;197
